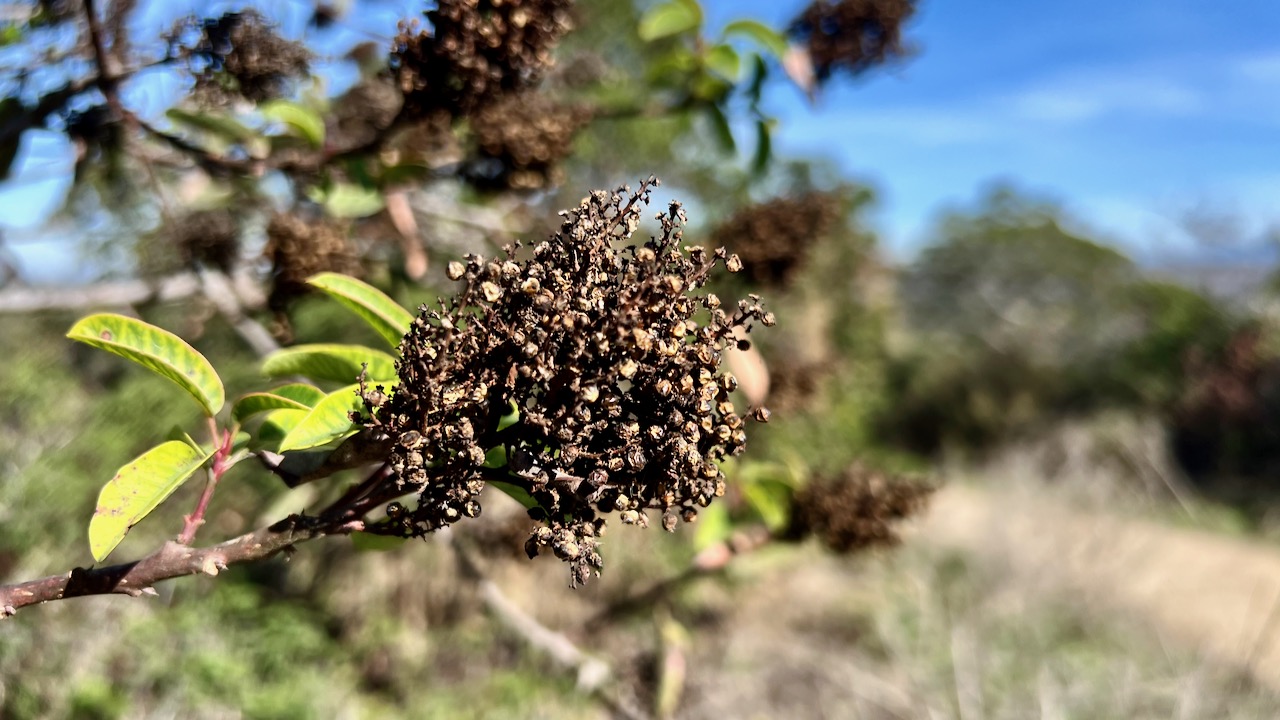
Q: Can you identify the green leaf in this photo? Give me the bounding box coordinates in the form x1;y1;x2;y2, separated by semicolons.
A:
705;103;736;155
489;480;539;511
67;313;225;416
693;501;732;550
315;182;385;218
232;391;314;424
638;0;702;41
722;19;788;58
352;533;408;552
255;408;310;448
166;108;258;142
0;24;26;48
88;440;214;562
306;273;415;350
497;400;520;431
278;384;363;452
483;446;508;469
267;383;327;407
704;44;741;81
743;478;792;532
746;54;769;105
259;100;325;148
262;344;398;385
751;118;773;176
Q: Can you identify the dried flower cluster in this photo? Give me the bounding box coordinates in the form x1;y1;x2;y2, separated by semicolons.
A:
785;464;932;553
467;92;589;191
264;212;360;308
185;10;311;104
172;208;240;273
392;0;575;120
788;0;915;84
710;191;843;288
370;178;774;585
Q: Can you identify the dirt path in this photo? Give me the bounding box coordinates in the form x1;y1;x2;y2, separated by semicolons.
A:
917;484;1280;693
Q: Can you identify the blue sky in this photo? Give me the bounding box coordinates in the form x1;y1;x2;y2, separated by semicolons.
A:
3;0;1279;280
735;0;1280;261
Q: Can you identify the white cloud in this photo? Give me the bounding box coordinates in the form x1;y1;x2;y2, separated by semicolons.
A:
1008;73;1201;123
1235;52;1280;83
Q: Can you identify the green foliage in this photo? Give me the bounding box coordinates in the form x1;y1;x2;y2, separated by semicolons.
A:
259;100;325;148
278;385;365;452
886;186;1239;454
722;20;789;58
638;0;702;41
66;313;225;417
88;440;215;561
1108;279;1235;405
231;384;326;424
304;273;416;350
309;181;385;219
901;187;1137;368
261;344;398;385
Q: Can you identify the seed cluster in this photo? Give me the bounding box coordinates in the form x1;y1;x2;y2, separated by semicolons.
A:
392;0;575;119
264;212;361;308
173;208;240;274
467;91;590;191
785;464;933;553
183;10;312;104
788;0;915;85
371;178;773;585
710;191;843;288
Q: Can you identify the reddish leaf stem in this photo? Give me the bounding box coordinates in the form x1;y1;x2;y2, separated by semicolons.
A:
178;420;233;545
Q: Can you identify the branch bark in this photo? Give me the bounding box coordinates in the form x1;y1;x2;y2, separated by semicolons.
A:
0;514;358;617
0;270;264;314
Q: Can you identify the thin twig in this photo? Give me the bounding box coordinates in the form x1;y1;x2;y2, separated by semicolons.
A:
82;0;123;118
450;536;649;720
197;268;280;356
586;525;773;632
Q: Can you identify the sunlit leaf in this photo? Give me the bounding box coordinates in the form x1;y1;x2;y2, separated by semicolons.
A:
704;44;741;81
267;383;327;407
262;344;398;385
232;391;314;423
316;182;385;218
306;273;415;350
722;19;788;58
693;501;733;550
67;313;224;416
497;400;520;431
0;24;25;47
88;440;214;562
166;108;258;142
254;408;310;448
638;0;702;41
742;477;792;532
278;384;363;452
259;99;325;148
